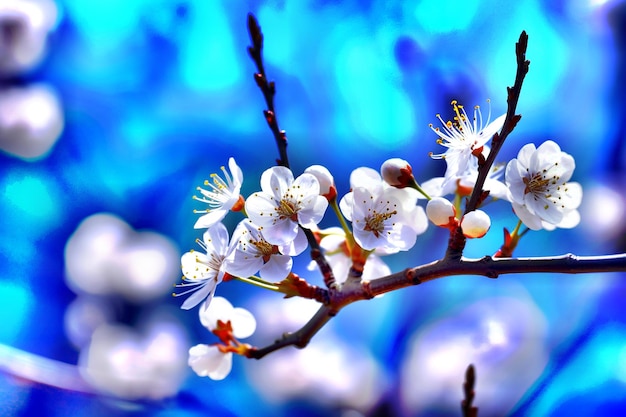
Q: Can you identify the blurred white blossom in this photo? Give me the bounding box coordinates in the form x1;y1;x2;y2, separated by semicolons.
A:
0;84;63;159
0;0;57;74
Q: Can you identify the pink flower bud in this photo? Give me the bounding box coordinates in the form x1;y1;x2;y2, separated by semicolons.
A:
305;165;336;199
426;197;456;227
381;158;413;188
461;210;491;238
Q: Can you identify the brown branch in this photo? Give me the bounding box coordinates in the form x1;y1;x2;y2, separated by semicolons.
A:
461;364;479;417
247;253;626;358
246;13;336;289
447;31;530;259
246;13;290;168
247;305;337;359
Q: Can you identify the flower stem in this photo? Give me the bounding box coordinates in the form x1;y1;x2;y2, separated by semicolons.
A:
233;275;282;292
409;178;431;200
330;198;355;247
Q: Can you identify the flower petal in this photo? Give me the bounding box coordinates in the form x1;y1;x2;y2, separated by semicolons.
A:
230;307;257;339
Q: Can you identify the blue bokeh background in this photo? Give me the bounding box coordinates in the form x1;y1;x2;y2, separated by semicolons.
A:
2;0;626;416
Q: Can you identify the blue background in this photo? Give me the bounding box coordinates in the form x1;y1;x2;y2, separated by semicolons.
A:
2;0;626;416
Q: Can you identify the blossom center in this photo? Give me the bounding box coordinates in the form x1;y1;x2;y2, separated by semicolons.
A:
523;164;560;196
250;239;279;262
276;198;299;221
364;210;397;237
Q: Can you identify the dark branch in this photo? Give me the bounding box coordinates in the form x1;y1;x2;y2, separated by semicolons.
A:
461;364;479;417
247;305;337;359
248;253;626;357
447;31;530;259
246;13;335;288
246;13;290;168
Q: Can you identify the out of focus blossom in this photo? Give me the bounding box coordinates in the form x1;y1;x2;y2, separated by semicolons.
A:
0;0;57;74
79;317;188;400
0;84;63;159
64;213;179;303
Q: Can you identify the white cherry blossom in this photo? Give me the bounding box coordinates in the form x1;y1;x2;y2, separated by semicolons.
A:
245;166;328;245
505;140;582;231
188;297;256;381
176;223;234;310
340;167;427;252
225;219;307;281
421;154;509;201
307;227;391;283
429;100;505;181
193;157;244;229
188;344;232;380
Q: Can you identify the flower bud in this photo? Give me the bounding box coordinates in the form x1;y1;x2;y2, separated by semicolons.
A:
461;210;491;238
426;197;456;227
305;165;336;199
381;158;413;188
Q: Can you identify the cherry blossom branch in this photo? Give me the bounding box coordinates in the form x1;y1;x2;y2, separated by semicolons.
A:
248;253;626;358
447;31;530;259
246;13;337;289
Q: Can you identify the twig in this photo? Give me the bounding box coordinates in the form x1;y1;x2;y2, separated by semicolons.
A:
246;13;337;289
247;305;337;359
246;13;290;168
461;364;479;417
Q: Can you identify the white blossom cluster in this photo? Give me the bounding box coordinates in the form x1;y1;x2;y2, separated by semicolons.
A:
179;99;583;380
425;100;582;236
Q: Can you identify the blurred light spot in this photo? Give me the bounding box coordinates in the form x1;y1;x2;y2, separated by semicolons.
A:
64;296;113;349
3;171;59;222
0;0;58;73
179;2;241;92
64;213;180;302
0;343;93;394
79;315;188;400
526;324;626;415
0;282;32;344
487;320;507;346
0;84;64;160
581;183;626;241
247;336;385;412
401;297;548;416
334;32;416;148
253;296;321;337
485;5;568;106
412;0;478;34
61;0;146;49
